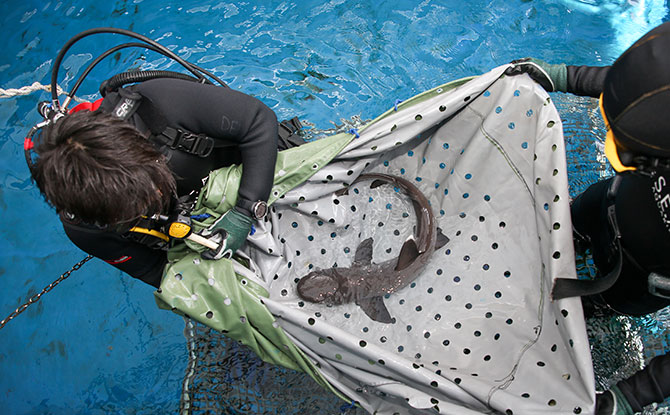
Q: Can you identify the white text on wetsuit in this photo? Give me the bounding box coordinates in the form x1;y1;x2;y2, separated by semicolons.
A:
653;174;670;232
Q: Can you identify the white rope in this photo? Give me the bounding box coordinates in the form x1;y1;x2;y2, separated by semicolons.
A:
0;82;85;102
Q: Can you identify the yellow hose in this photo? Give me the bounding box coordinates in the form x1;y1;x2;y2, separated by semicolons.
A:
129;226;170;242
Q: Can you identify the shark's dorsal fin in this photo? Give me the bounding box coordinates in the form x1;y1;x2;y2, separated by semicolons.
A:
357;296;393;324
435;228;450;249
354;237;374;264
396;239;420;271
335;187;349;196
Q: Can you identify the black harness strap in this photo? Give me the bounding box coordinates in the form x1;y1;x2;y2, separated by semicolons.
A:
554;172;670;301
107;87;222;158
552;175;625;300
108;88;143;121
153;126;216;157
107;83;305;157
133;93;222;157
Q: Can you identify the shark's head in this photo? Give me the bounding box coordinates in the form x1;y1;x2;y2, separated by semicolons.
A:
297;269;341;304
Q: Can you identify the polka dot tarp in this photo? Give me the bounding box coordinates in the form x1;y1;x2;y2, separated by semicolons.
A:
161;67;595;415
259;67;592;414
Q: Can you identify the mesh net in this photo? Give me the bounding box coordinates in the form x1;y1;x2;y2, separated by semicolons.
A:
179;318;365;415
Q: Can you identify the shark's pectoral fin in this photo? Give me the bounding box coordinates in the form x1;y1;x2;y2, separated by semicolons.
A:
357;296;393;324
395;239;420;271
435;227;450;249
354;237;374;264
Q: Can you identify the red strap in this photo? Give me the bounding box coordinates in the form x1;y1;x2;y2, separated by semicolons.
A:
104;255;132;265
69;98;103;113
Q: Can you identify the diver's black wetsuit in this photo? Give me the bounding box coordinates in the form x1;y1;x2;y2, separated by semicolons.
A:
61;78;280;288
567;65;670;412
566;65;670;315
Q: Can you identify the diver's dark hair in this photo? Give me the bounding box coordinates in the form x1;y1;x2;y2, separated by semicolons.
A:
32;110;176;226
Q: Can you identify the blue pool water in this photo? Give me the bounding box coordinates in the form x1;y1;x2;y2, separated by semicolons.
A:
0;0;668;414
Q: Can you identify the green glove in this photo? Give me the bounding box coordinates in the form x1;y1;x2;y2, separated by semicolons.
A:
504;58;568;92
201;208;253;260
595;386;635;415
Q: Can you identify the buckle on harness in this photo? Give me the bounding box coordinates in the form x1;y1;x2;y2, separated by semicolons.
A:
649;272;670;299
162;127;214;157
190;133;214;157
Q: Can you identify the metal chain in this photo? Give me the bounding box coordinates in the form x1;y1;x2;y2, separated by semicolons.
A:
0;255;93;330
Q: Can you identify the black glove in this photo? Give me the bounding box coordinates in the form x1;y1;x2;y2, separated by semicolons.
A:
504;58;568;92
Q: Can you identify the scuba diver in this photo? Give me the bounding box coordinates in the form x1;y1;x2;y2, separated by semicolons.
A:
26;28;303;289
506;22;670;415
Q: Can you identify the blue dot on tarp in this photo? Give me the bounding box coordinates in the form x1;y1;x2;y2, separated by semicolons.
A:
308;235;314;241
484;91;491;97
400;168;406;174
495;106;502;114
508;122;515;129
439;163;446;169
450;168;455;175
384;160;389;166
526;109;534;117
514;90;520;96
415;177;422;182
331;232;337;238
544;203;549;211
443;143;450;149
440;209;445;215
434;183;440;189
423;157;426;164
522;142;528;149
369;197;374;202
386;203;392;209
408;150;414;157
484;195;491;201
292;222;298;228
463;193;470;199
444;188;449;195
465;173;472;180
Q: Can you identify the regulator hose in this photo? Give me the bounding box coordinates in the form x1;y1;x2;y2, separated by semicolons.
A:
100;70;201;96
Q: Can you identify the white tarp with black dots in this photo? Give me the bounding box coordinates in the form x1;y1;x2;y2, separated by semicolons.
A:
249;66;594;415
